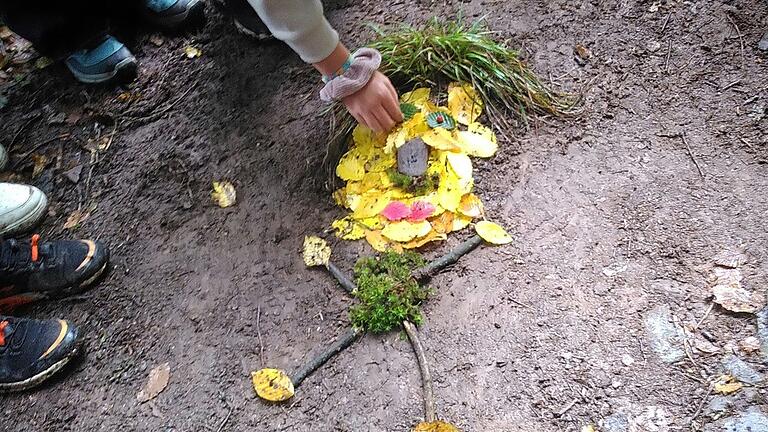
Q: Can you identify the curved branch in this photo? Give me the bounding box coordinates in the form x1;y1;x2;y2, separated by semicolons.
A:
412;235;484;283
403;320;436;422
291;327;362;387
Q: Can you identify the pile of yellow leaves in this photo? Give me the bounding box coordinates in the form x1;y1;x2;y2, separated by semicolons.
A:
332;83;511;251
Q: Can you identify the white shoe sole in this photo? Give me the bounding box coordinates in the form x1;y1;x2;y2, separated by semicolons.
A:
0;190;48;237
0;346;78;393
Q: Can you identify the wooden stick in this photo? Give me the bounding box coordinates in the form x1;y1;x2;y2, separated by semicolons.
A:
327;262;356;294
412;235;484;283
290;327;361;387
403;320;436;422
681;132;704;178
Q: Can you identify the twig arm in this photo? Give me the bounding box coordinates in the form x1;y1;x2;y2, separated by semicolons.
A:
290;327;361;387
327;262;357;294
403;320;436;422
412;235;484;283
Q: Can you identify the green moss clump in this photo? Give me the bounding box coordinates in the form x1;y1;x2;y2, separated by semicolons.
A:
350;251;429;333
387;170;440;196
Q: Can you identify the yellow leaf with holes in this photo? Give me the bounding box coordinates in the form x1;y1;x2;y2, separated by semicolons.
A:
251;368;294;402
400;88;430;107
412;420;460;432
386;125;408;153
403;112;430;138
422;128;461;152
302;236;331;267
183;46;202;58
365;230;403;253
336;149;366;181
352;191;390;219
452;214;472;232
331;217;365;240
345;193;362;212
714;375;743;395
360;171;390;192
448;82;483;125
353;124;385;148
446;152;473;179
476;221;512;245
365;149;396;173
402;230;447;249
358;216;385;230
456;130;498;158
381;220;432;242
430;211;455;234
211;181;236;208
437;171;463;212
458;193;484;218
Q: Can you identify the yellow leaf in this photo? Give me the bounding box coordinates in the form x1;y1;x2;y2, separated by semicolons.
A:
452;214;472;232
365;150;396;173
63;208;91;230
358;216;385;230
302;236;331;267
402;230;447;249
381;220;432;242
332;188;347;207
458;193;484;218
183;46;202;58
400;88;431;107
422;128;461;152
412;420;460;432
581;426;596;432
365;230;403;253
211;181;237;208
331;217;365;240
456;129;498;158
446;152;473;179
336;149;366;181
437;171;462;212
353;124;385;148
402;112;430;138
448;82;483;125
31;153;48;178
385;126;408;153
251;368;295;402
430;211;455;234
714;375;743;395
476;221;513;245
352;191;390;219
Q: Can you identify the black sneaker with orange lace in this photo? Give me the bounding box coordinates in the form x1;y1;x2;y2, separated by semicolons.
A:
0;236;109;310
0;315;81;392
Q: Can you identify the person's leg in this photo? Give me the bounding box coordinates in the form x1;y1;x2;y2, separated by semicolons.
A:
0;183;47;238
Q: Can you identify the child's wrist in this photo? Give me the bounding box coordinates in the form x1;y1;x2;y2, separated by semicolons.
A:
322;55;353;83
319;48;382;102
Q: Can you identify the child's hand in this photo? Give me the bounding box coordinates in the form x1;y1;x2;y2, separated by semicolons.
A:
342;71;403;133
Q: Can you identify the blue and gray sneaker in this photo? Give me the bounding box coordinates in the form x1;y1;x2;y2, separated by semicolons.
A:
144;0;205;29
64;36;137;84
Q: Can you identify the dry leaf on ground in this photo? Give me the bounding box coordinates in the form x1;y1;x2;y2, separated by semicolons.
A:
211;181;236;208
63;208;91;230
412;421;460;432
714;375;743;395
302;236;331;267
475;221;513;245
183;46;202;58
137;362;170;403
251;368;294;402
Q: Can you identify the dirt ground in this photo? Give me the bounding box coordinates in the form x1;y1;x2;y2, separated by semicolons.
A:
1;0;767;431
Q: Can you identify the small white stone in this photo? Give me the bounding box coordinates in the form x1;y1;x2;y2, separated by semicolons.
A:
621;354;635;366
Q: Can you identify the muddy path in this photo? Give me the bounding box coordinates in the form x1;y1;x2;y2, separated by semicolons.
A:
1;1;767;431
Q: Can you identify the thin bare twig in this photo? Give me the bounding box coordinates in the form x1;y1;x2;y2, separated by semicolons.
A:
413;235;484;282
256;304;265;367
720;79;742;92
695;303;714;330
689;383;715;423
12;133;70;167
122;80;199;123
403;320;436;422
661;13;672;33
725;14;745;62
665;40;673;74
215;406;233;432
682;132;704;178
290;327;361;387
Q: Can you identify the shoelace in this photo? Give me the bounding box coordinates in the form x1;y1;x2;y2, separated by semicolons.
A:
0;235;46;272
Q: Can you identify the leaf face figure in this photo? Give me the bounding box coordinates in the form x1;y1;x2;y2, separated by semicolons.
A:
302;236;331;267
251;368;295;402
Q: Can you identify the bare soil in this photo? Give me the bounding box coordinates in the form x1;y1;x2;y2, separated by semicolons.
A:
1;1;767;431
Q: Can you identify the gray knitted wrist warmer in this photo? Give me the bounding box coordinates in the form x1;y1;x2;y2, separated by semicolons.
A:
319;48;382;102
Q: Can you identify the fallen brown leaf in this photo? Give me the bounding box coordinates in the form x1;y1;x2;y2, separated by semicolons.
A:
137;363;171;403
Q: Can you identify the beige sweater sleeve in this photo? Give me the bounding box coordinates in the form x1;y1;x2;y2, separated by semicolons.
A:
245;0;340;64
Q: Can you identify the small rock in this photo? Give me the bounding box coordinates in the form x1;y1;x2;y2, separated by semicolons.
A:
721;355;764;385
714;250;748;269
759;32;768;52
740;337;761;354
647;41;661;52
397;138;428;177
644;304;686;363
703;410;768;432
621;354;635;366
707;396;731;415
62;165;83;184
694;337;721;354
601;413;629;432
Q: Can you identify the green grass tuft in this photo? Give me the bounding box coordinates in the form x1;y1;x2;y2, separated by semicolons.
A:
350;251;429;333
